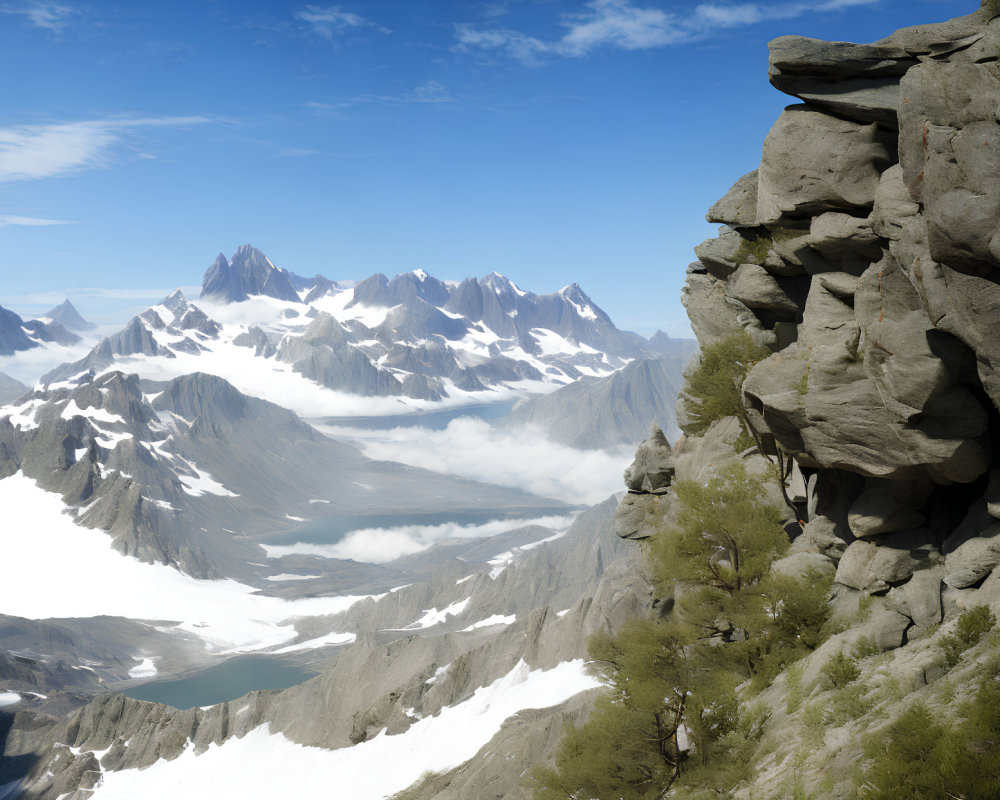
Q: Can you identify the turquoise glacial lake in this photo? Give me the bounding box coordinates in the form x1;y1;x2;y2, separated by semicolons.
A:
123;655;318;710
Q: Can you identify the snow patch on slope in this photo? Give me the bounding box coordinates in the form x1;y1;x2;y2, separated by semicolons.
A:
398;597;470;630
0;473;370;653
89;659;599;800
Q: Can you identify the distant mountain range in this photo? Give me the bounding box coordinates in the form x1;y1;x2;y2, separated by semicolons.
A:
0;245;689;800
41;245;694;413
0;301;88;357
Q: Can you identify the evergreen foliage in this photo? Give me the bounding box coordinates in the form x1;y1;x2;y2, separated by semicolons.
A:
531;619;688;800
940;605;996;668
680;331;770;436
532;464;833;799
821;651;861;689
859;667;1000;799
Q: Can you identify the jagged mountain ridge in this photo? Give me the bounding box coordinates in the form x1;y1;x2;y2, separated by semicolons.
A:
0;369;566;581
41;246;684;411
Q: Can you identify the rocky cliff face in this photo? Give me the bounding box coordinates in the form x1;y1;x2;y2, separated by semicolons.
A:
683;0;1000;616
606;3;1000;796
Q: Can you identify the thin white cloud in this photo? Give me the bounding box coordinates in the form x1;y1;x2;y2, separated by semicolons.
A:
1;1;78;32
310;80;456;112
0;215;75;227
694;0;879;28
455;0;879;64
560;0;676;54
295;5;391;38
0;116;212;183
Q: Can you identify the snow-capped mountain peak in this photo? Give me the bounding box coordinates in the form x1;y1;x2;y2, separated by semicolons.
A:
201;245;301;304
38;249;671;416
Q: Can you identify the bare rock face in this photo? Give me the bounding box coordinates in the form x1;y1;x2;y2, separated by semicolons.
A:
689;1;1000;630
757;108;894;224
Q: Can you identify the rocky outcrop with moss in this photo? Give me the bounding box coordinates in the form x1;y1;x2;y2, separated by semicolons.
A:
685;0;1000;637
605;2;1000;796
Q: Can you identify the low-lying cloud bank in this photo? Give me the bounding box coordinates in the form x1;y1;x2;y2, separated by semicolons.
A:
262;514;576;564
319;416;631;506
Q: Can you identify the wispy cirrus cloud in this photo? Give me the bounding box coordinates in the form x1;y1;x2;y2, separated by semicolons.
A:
0;215;75;227
295;5;391;39
0;116;212;183
1;1;78;32
307;80;456;112
455;0;879;64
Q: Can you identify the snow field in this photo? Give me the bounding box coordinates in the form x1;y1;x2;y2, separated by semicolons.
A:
0;473;362;654
88;659;601;800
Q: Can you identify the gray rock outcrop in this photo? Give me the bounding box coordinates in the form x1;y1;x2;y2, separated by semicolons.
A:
685;0;1000;656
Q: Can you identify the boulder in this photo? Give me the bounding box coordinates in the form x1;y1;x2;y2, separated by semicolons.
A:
863;604;912;651
835;530;937;591
724;264;801;318
694;228;744;280
756;107;894;225
911;259;1000;415
742;256;989;484
613;492;668;541
871;165;920;241
706;170;759;227
767;38;912;125
899;62;1000;274
943;525;1000;588
623;425;674;493
805;213;885;275
681;271;776;350
767;8;989;124
887;567;944;627
770;551;835;582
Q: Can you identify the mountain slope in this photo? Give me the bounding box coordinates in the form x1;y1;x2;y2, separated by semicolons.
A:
0;369;566;581
0;493;645;800
0;304;82;358
0;372;26;404
44;300;96;332
497;355;686;448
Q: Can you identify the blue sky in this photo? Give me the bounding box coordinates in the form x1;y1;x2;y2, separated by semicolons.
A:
0;0;976;335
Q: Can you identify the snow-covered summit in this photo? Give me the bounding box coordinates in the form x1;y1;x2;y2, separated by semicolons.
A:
39;249;670;415
201;244;301;304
